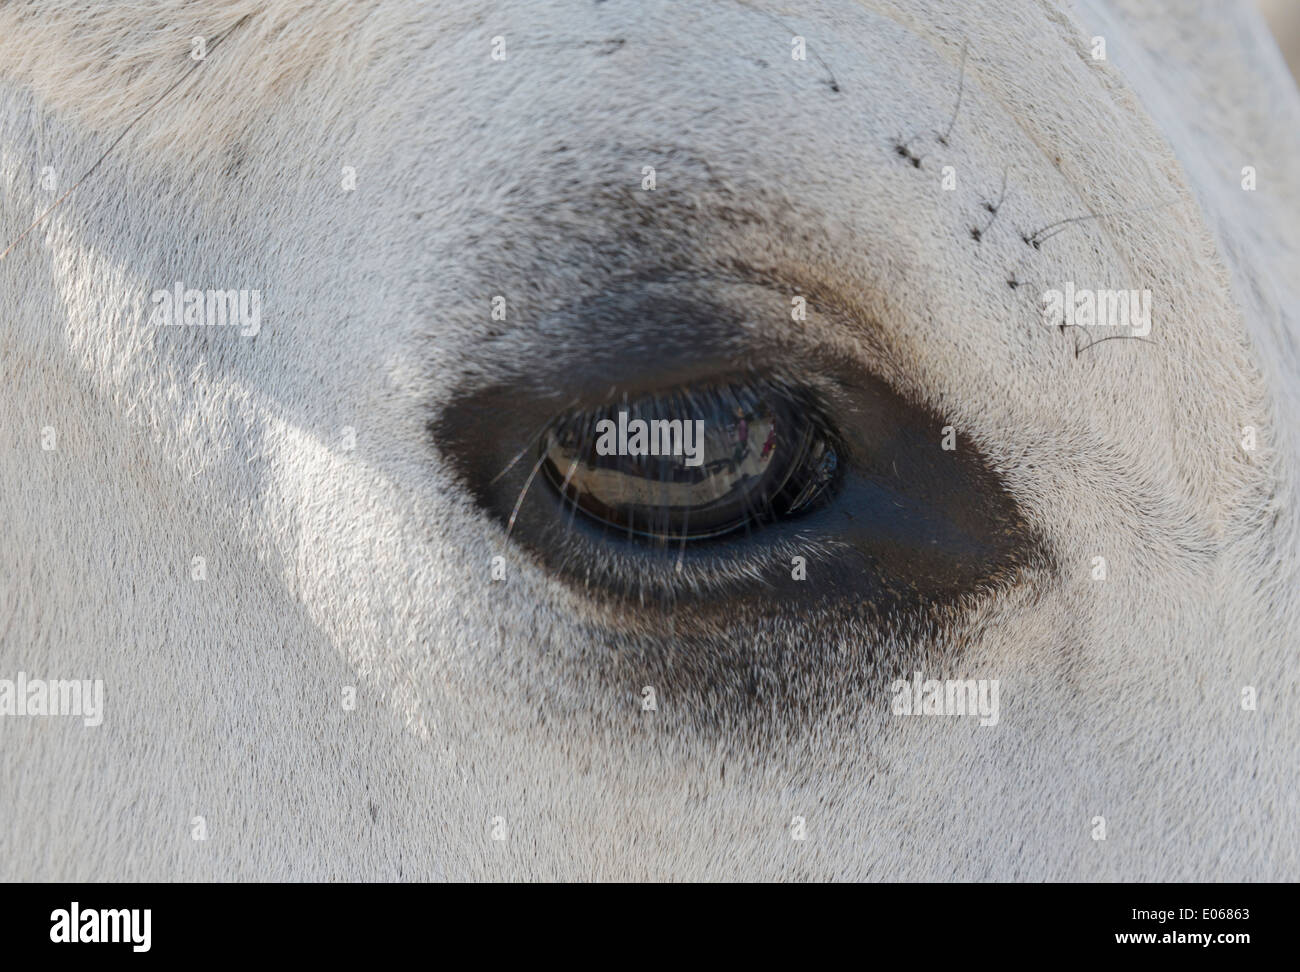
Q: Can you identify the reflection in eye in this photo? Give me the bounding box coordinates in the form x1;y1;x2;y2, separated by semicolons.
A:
540;380;839;541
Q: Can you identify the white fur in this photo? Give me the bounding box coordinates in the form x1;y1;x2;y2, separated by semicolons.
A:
1;0;1297;879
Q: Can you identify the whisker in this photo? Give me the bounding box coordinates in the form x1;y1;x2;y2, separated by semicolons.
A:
506;452;549;539
975;166;1011;240
732;0;841;92
489;402;577;485
1025;198;1182;248
935;40;969;145
1074;332;1157;357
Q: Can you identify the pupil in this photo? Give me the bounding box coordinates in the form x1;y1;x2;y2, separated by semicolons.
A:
540;382;833;540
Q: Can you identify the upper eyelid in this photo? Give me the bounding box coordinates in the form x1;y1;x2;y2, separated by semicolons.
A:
437;270;896;403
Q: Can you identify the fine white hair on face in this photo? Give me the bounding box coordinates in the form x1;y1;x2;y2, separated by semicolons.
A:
1;0;1297;880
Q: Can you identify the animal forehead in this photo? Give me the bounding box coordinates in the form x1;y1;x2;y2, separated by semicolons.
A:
0;0;1161;159
0;0;1200;259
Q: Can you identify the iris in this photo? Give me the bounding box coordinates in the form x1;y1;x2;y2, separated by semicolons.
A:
539;379;838;541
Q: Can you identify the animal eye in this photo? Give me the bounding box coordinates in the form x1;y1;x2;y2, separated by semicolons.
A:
539;381;839;542
434;347;1042;614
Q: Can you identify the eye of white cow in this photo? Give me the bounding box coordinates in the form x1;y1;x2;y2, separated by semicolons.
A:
434;347;1045;614
537;379;839;541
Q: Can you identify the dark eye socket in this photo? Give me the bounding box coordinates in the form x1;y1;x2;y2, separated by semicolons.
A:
539;379;839;542
432;275;1046;621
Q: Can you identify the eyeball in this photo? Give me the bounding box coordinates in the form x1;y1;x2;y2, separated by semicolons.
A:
539;380;839;541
